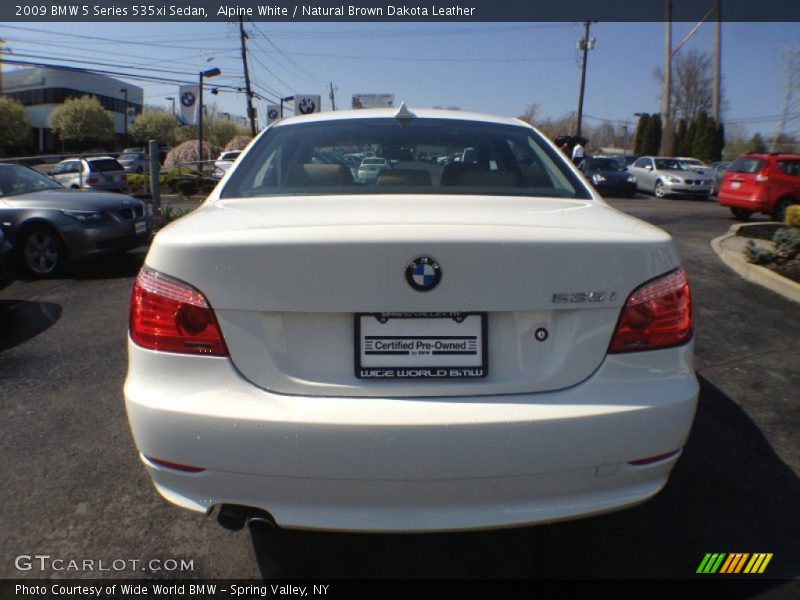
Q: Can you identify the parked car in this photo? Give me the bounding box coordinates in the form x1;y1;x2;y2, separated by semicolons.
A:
118;151;148;174
49;157;129;193
627;156;711;199
356;156;389;183
213;151;242;179
707;161;731;197
0;163;149;276
125;107;697;533
675;157;710;176
0;227;14;291
581;157;638;198
717;153;800;221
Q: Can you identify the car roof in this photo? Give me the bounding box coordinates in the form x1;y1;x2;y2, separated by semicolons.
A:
271;107;529;129
741;152;800;159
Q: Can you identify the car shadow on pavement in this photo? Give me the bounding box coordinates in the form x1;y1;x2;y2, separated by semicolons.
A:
65;248;147;280
0;300;62;353
248;375;799;581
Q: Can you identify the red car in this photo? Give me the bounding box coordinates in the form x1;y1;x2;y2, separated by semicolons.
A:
717;153;800;221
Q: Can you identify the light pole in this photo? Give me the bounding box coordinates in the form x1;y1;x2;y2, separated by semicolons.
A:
198;67;221;175
165;96;175;118
120;88;128;148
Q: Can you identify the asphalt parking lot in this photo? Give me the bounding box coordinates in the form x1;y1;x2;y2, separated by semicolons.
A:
0;193;798;582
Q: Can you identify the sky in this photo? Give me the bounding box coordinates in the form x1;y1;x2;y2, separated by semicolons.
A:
0;20;798;138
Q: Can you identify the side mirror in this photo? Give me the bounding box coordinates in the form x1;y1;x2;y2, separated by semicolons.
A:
644;165;653;171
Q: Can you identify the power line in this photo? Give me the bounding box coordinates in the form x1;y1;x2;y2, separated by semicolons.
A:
0;24;238;52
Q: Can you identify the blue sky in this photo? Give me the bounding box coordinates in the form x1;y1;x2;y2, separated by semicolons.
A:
1;20;797;137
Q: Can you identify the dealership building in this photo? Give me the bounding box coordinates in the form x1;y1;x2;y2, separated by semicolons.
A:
3;67;144;153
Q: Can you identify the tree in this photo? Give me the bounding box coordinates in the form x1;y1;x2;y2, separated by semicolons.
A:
636;114;662;156
746;133;767;154
129;109;178;147
0;96;32;156
517;103;540;125
653;49;718;123
633;115;649;155
674;119;688;156
49;95;114;150
208;118;246;148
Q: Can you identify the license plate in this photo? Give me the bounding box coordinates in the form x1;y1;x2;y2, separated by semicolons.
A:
135;221;147;234
731;181;741;189
355;312;487;379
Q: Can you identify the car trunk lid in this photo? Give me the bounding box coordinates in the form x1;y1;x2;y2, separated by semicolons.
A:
145;195;679;397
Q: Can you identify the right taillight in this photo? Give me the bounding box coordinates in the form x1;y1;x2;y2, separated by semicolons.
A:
130;266;228;356
608;267;693;353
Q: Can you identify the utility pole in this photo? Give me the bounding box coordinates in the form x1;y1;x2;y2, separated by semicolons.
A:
712;0;721;122
773;48;799;152
659;0;675;156
239;16;257;136
575;21;595;138
329;82;336;111
0;39;4;96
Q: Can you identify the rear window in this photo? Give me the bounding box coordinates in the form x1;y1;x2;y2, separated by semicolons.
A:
221;118;591;200
730;157;765;174
88;159;124;172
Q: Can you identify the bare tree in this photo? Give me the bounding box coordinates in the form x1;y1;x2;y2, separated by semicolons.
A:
518;103;541;125
653;49;719;123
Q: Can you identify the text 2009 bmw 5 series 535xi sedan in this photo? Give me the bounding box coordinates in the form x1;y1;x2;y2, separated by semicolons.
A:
125;107;698;533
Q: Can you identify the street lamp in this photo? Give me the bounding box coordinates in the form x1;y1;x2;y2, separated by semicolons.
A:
198;67;221;174
120;88;128;148
280;95;294;119
165;96;175;118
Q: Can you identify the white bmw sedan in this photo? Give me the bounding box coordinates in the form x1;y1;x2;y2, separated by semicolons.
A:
125;108;698;532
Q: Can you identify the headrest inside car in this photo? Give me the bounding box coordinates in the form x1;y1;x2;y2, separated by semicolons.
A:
376;170;433;186
285;164;354;187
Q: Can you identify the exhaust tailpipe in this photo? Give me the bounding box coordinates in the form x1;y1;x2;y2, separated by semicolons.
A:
215;505;276;531
216;504;248;531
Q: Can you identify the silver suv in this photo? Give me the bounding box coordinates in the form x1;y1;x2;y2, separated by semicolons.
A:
49;157;129;193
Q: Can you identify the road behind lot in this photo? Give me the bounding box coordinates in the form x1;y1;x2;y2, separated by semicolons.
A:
0;194;798;582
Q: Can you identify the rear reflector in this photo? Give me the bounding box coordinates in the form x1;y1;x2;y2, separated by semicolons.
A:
628;449;681;466
146;456;206;473
608;267;693;353
130;267;228;356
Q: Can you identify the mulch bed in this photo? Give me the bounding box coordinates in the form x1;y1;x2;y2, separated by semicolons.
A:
735;224;800;285
770;259;800;285
735;223;782;241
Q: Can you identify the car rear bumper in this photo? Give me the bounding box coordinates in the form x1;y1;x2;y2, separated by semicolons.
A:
125;339;698;532
717;192;770;213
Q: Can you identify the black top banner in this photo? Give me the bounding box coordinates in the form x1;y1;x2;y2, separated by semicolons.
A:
2;0;799;22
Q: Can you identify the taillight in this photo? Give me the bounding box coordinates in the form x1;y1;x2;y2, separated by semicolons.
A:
85;177;99;184
129;267;228;356
608;267;692;353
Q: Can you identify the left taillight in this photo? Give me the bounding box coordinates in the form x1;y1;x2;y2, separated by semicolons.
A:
129;266;228;356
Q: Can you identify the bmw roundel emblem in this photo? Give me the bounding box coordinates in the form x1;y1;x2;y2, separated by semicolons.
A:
180;91;196;107
405;256;442;291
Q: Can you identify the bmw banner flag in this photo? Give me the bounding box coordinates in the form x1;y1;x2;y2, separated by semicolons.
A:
266;105;281;125
294;95;322;116
179;85;199;126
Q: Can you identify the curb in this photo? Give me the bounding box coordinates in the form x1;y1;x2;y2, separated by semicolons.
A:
711;224;800;304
